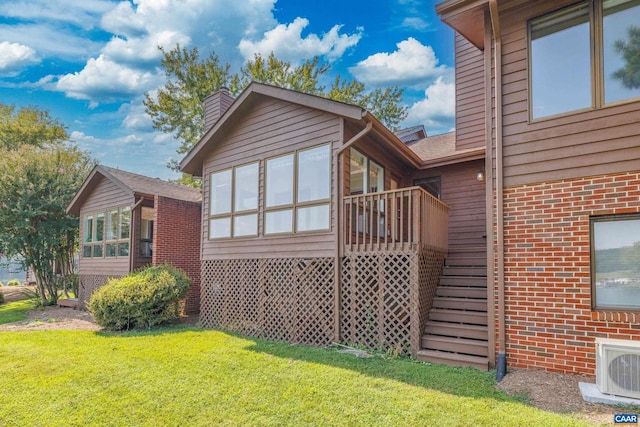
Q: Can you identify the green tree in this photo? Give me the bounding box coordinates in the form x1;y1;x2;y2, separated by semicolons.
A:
0;144;93;305
613;25;640;90
144;46;408;181
0;104;68;150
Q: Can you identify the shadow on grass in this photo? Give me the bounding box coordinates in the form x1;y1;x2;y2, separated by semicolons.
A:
92;324;525;404
246;337;518;402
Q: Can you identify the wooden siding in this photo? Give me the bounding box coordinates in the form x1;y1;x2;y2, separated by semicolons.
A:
78;176;133;276
455;32;486;151
498;0;640;187
201;97;342;260
412;160;486;249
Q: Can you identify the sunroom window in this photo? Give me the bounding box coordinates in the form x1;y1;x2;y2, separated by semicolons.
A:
529;0;640;120
209;162;259;239
264;144;331;234
591;214;640;310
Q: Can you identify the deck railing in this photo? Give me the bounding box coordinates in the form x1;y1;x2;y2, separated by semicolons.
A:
343;186;449;253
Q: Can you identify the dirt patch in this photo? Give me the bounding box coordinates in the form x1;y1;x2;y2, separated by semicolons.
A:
0;304;101;332
497;368;621;424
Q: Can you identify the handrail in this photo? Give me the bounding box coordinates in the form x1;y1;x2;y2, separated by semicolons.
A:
343;186;449;253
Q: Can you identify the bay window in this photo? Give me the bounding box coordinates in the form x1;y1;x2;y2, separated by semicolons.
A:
529;0;640;120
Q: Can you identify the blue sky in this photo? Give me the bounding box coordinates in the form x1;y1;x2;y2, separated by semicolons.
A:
0;0;454;180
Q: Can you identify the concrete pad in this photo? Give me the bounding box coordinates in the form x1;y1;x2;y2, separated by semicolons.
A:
579;382;640;406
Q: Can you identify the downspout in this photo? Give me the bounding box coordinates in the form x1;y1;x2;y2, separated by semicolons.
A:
489;0;507;382
333;119;373;342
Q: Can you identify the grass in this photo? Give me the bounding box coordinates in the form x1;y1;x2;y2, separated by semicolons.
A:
0;299;37;324
0;327;595;427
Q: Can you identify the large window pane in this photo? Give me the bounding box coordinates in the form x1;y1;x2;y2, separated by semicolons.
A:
83;215;93;243
105;243;116;257
210;169;232;215
119;207;130;239
603;0;640;104
530;3;592;119
266;154;293;207
349;149;366;195
93;244;103;258
83;245;92;258
298;145;330;203
106;209;118;240
369;159;384;193
234;163;259;212
233;213;257;237
209;217;231;239
297;204;330;232
95;213;104;242
265;209;293;234
592;216;640;309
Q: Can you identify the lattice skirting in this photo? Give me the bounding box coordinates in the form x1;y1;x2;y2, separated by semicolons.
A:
78;274;121;309
201;258;335;347
340;247;445;356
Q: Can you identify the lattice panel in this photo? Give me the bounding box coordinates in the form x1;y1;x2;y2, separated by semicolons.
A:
201;258;335;347
78;274;120;309
341;252;415;355
412;247;446;352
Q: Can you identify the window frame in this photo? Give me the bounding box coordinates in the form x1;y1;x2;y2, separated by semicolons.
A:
81;206;130;259
263;143;332;236
208;161;260;240
527;0;640;122
348;148;385;195
590;213;640;311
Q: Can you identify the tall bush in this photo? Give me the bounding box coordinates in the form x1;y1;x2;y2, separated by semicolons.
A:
88;264;191;330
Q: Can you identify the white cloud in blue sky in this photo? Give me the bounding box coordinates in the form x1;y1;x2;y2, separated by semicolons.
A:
0;0;456;179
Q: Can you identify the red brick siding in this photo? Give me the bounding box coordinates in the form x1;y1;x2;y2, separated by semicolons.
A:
500;171;640;375
153;196;202;315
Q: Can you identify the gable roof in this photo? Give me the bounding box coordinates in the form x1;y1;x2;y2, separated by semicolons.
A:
67;165;202;215
180;82;372;176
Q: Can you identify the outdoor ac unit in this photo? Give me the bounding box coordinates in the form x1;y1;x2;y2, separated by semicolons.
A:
596;338;640;400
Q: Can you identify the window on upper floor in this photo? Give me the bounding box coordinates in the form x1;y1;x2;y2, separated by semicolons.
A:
529;0;640;120
590;214;640;310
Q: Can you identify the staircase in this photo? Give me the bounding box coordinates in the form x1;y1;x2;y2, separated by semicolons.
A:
417;246;489;370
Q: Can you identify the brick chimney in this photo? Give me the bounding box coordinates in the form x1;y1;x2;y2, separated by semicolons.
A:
204;88;234;132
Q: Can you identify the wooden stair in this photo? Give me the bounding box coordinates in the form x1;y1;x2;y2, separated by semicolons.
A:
417;246;489;370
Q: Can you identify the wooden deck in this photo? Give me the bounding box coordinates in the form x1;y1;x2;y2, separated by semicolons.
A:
343;186;450;253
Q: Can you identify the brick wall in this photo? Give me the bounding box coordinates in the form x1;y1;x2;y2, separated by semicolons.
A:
500;171;640;375
153;196;201;315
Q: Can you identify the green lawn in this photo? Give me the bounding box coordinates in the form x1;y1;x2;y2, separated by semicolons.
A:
0;327;594;426
0;299;37;324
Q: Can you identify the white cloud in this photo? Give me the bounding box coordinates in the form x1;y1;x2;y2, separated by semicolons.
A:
0;23;104;59
50;0;278;103
238;17;362;63
0;41;39;75
404;77;455;130
52;55;162;103
350;37;447;86
71;129;177;180
0;0;113;30
401;17;430;31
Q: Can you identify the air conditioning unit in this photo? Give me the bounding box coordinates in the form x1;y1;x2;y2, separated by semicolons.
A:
596;338;640;400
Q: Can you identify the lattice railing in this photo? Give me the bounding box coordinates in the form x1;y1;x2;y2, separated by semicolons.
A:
201;258;335;347
340;246;445;356
343;186;449;253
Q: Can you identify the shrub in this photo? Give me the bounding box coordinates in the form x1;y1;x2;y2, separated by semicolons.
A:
0;281;3;287
88;264;191;330
7;279;20;287
0;289;4;304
